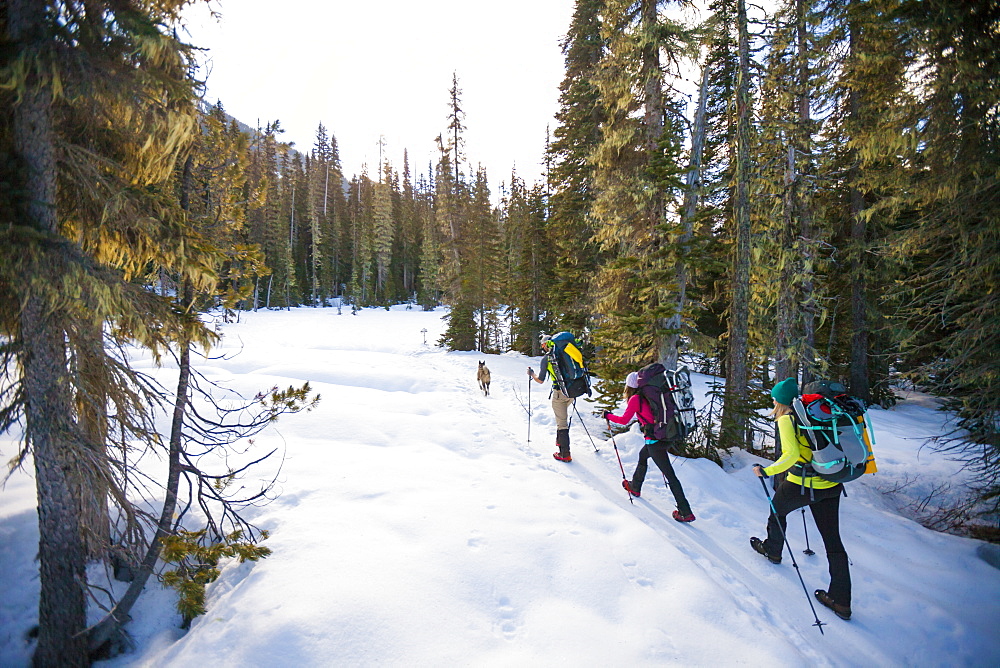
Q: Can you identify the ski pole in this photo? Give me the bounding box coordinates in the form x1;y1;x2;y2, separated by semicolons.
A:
573;404;599;453
527;375;532;445
607;418;634;505
802;509;815;556
756;474;826;634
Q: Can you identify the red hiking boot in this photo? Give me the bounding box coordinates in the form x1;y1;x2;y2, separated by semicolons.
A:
672;510;696;523
622;479;641;497
553;452;572;462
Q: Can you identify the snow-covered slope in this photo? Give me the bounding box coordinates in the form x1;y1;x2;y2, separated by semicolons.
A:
2;306;997;667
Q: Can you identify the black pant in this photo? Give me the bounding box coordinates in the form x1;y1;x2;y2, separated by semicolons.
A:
763;480;851;606
631;441;692;516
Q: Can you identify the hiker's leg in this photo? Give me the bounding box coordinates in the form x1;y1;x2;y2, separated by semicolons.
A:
764;480;811;558
630;444;651;492
551;390;573;458
551;389;571;430
648;442;692;516
809;487;851;606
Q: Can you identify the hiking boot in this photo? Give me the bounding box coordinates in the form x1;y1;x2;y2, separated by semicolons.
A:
815;589;851;620
622;479;641;497
554;429;571;462
750;536;781;564
672;510;696;523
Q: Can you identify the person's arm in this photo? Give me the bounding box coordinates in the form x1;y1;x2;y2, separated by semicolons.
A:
758;415;801;477
605;394;640;425
527;356;549;384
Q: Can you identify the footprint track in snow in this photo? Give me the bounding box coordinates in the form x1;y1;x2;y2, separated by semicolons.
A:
621;559;655;588
493;595;521;639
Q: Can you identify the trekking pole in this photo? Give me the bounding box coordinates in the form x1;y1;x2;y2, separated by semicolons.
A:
527;376;532;445
573;404;600;453
802;509;815;556
756;474;826;634
607;418;634;505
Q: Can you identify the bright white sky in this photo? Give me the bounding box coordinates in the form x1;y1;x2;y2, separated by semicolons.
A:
182;0;576;191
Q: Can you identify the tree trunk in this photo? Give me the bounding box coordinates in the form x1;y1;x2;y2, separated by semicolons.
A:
89;283;193;655
847;11;870;401
661;60;710;370
11;0;90;662
639;0;671;365
774;145;798;383
849;187;869;399
24;301;90;667
88;164;198;654
721;0;753;450
795;0;817;386
74;322;112;562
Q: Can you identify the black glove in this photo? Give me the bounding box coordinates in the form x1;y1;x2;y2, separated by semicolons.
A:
603;411;612;421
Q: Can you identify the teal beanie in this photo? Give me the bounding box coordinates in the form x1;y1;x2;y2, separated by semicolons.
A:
770;377;799;406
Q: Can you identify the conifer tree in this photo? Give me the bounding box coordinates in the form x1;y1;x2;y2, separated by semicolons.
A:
308;124;330;305
327;132;349;302
2;0;219;661
252;121;289;308
589;0;695;389
398;151;423;300
546;0;607;334
374;159;396;302
418;169;443;310
346;170;377;306
861;0;1000;509
718;0;756;450
663;58;712;371
503;175;553;354
435;78;481;350
809;0;909;405
468;166;504;351
688;0;740;371
195;103;267;315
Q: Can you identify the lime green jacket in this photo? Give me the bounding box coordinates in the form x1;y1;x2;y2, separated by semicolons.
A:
762;414;839;489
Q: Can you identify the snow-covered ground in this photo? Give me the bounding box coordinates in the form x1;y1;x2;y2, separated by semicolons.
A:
2;305;998;667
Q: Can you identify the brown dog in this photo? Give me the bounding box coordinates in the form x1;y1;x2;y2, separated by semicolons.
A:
477;361;491;396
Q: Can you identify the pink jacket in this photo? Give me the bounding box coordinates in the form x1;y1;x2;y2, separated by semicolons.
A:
606;394;654;426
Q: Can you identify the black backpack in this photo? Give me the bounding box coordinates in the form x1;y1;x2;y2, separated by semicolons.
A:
549;331;592;399
636;362;684;441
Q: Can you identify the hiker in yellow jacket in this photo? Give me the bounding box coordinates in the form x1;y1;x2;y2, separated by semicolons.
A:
750;376;853;621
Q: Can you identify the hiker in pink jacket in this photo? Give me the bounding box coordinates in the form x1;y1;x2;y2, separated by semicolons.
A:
605;371;695;522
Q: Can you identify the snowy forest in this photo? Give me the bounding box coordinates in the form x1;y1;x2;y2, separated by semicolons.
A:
2;0;998;665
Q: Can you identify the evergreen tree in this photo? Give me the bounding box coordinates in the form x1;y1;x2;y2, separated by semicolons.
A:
503;175;553;354
589;0;695;391
418;168;442;310
862;0;1000;511
195;103;268;315
398;151;423;301
435;77;480;350
691;0;740;363
373;159;396;303
718;0;756;450
2;1;217;661
308;124;330;305
468;166;504;351
546;0;607;335
812;0;909;405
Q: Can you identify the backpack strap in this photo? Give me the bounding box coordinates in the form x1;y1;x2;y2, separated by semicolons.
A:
787;411;820;497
